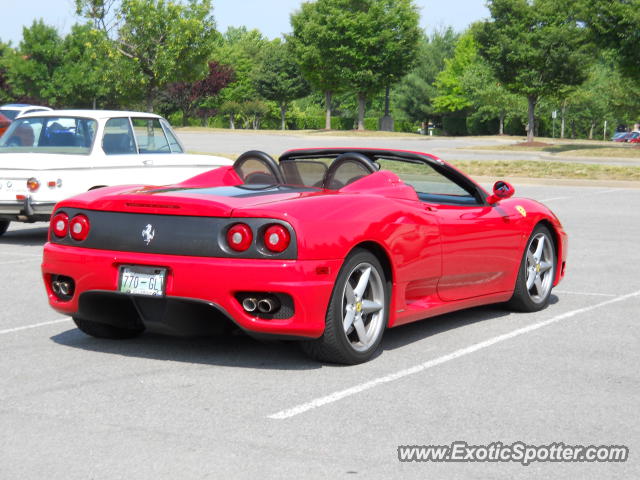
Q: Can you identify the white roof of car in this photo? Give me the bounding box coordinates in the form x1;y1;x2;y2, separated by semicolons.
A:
18;109;162;120
0;104;52;110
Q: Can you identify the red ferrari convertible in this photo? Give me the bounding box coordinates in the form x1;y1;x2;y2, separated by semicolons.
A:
42;148;567;364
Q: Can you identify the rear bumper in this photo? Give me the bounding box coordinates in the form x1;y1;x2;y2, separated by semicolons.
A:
42;243;342;338
0;197;54;221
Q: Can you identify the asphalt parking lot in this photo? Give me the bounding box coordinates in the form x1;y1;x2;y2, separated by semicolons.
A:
1;182;638;479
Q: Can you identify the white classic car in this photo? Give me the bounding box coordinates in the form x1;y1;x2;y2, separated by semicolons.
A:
0;110;232;235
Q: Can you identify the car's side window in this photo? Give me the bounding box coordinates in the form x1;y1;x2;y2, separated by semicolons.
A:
160;119;184;153
377;159;480;205
102;118;136;155
131;118;171;153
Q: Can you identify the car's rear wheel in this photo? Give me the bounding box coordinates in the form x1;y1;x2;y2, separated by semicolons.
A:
0;220;9;236
507;225;556;312
300;249;388;364
73;317;144;339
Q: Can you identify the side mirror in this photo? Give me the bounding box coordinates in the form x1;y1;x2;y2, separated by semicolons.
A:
486;180;515;204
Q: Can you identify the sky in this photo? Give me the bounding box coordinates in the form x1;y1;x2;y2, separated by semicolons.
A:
1;0;490;46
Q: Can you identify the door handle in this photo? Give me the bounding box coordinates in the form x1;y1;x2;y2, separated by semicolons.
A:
142;159;152;165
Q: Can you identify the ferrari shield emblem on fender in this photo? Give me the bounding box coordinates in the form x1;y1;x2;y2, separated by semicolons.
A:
142;224;155;245
516;205;527;217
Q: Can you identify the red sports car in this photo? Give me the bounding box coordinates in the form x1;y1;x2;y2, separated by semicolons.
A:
42;148;567;364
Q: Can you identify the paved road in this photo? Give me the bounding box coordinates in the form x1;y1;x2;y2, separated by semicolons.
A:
1;183;638;479
179;130;640;166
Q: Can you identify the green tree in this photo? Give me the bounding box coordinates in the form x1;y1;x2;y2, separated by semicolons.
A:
433;33;476;114
214;27;268;108
394;28;458;126
241;99;270;129
290;1;348;130
3;20;64;105
475;0;592;142
583;1;640;80
50;24;116;108
291;0;419;131
460;52;525;135
115;0;218;111
253;40;310;130
0;42;14;104
219;100;241;129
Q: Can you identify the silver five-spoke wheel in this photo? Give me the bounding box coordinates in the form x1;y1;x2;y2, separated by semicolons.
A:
525;232;554;303
300;249;389;364
342;263;385;352
508;225;556;312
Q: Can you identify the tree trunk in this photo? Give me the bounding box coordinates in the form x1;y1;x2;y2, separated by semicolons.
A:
357;93;366;131
92;97;97;110
526;95;536;143
146;92;154;113
324;91;332;130
229;113;235;130
560;99;567;139
280;104;287;130
589;122;595;140
499;112;505;135
182;109;189;127
384;85;390;116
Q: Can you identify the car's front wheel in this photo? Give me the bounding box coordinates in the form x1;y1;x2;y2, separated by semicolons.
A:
0;220;9;236
507;225;556;312
73;317;144;339
300;249;389;364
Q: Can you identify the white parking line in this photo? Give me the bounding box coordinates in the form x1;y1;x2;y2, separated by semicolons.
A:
539;196;571;202
0;318;71;335
592;188;621;195
268;289;640;420
555;290;617;297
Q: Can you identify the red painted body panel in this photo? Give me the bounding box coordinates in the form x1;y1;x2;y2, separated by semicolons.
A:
42;150;568;338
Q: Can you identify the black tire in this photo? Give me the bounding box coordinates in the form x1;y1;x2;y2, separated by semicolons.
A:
73;317;144;339
507;225;556;312
0;220;9;236
300;249;389;364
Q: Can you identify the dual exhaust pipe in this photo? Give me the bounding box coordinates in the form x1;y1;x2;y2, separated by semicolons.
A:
242;296;280;314
51;275;74;299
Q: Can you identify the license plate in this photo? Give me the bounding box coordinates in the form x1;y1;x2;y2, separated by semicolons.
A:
119;266;166;296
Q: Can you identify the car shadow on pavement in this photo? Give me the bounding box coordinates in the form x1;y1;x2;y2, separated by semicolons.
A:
50;328;322;371
50;297;558;369
381;295;560;354
0;226;48;246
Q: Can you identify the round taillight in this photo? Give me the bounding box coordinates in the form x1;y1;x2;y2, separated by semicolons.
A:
27;177;40;192
51;212;69;238
227;223;253;252
69;215;90;241
263;224;291;253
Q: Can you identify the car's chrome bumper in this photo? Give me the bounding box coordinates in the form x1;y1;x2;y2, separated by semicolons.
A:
0;196;55;221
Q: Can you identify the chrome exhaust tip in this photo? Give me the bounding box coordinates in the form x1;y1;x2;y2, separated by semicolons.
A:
58;281;71;296
52;280;61;295
242;297;258;312
257;297;279;313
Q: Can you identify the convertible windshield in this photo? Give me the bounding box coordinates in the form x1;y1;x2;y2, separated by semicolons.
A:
0;116;97;155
